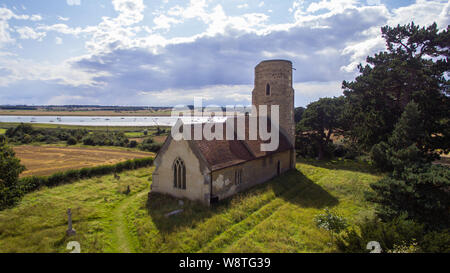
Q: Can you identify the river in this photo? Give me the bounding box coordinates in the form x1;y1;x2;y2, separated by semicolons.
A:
0;115;227;127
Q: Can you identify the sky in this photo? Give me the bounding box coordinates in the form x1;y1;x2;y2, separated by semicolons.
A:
0;0;448;107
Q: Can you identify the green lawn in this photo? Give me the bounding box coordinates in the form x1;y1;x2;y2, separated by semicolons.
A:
0;160;381;253
124;132;145;138
0;128;5;135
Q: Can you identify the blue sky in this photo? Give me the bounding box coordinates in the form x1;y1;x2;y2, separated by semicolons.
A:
0;0;448;107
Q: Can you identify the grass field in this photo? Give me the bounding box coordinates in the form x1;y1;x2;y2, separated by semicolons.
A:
0;159;381;253
13;145;154;177
0;128;5;135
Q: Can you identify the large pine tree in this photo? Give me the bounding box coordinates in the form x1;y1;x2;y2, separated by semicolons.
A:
343;22;449;154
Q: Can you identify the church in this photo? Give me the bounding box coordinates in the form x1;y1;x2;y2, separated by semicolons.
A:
151;60;296;205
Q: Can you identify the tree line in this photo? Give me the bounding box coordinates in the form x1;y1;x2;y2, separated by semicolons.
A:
4;123;163;152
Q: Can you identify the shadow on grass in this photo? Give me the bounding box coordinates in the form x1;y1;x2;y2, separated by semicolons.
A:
146;169;338;233
297;158;380;175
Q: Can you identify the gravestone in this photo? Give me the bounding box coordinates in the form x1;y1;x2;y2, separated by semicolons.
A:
165;209;183;218
66;208;76;236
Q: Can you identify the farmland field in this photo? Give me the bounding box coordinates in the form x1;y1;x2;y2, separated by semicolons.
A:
13;145;154;177
0;159;381;253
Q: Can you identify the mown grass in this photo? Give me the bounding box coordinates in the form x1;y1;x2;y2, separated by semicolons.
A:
0;168;153;253
0;159;381;253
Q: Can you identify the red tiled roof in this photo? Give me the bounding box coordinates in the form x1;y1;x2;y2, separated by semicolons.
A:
185;116;292;171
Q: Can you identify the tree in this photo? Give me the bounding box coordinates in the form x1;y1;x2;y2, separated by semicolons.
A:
298;96;345;159
367;165;450;230
368;102;450;230
294;107;305;123
343;22;449;153
0;135;25;209
370;102;429;175
315;208;348;244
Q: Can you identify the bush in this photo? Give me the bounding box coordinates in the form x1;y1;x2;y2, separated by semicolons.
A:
139;142;163;153
336;216;450;253
336;216;424;253
21;134;32;144
143;138;154;144
420;230;450;253
129;140;138;148
82;131;129;147
67;136;77;145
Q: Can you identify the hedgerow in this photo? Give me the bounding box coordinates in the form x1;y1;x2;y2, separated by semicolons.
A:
2;157;154;210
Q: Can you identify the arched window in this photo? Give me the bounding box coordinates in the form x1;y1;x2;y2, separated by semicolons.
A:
235;169;243;185
266;83;271;96
173;157;186;189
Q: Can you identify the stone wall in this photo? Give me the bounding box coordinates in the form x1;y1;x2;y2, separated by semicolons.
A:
252;60;295;148
211;150;292;201
152;137;211;205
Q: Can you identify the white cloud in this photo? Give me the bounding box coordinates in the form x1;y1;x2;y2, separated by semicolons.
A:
16;26;46;41
67;0;81;6
0;21;14;46
138;84;253;106
237;4;248;9
55;37;63;45
367;0;381;5
339;0;449;72
38;23;93;36
153;14;181;30
0;7;46;47
112;0;146;26
0;54;109;88
57;16;70;21
389;0;450;28
306;0;357;13
294;81;343;106
30;14;42;21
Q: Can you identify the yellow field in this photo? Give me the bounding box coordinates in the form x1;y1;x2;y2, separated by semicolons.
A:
14;145;154;177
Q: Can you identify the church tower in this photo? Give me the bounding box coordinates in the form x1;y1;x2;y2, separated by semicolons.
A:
252;60;295;149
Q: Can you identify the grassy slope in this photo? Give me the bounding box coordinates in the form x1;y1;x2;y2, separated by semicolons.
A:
0;160;381;253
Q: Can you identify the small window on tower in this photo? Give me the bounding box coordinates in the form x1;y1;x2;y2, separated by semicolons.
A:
266;83;271;96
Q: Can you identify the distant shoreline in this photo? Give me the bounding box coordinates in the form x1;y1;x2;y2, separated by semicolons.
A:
0;110;174;117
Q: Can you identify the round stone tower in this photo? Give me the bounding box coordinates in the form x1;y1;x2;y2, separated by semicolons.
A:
252;59;295;148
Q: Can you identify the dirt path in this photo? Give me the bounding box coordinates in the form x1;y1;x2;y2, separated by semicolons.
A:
111;190;147;253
